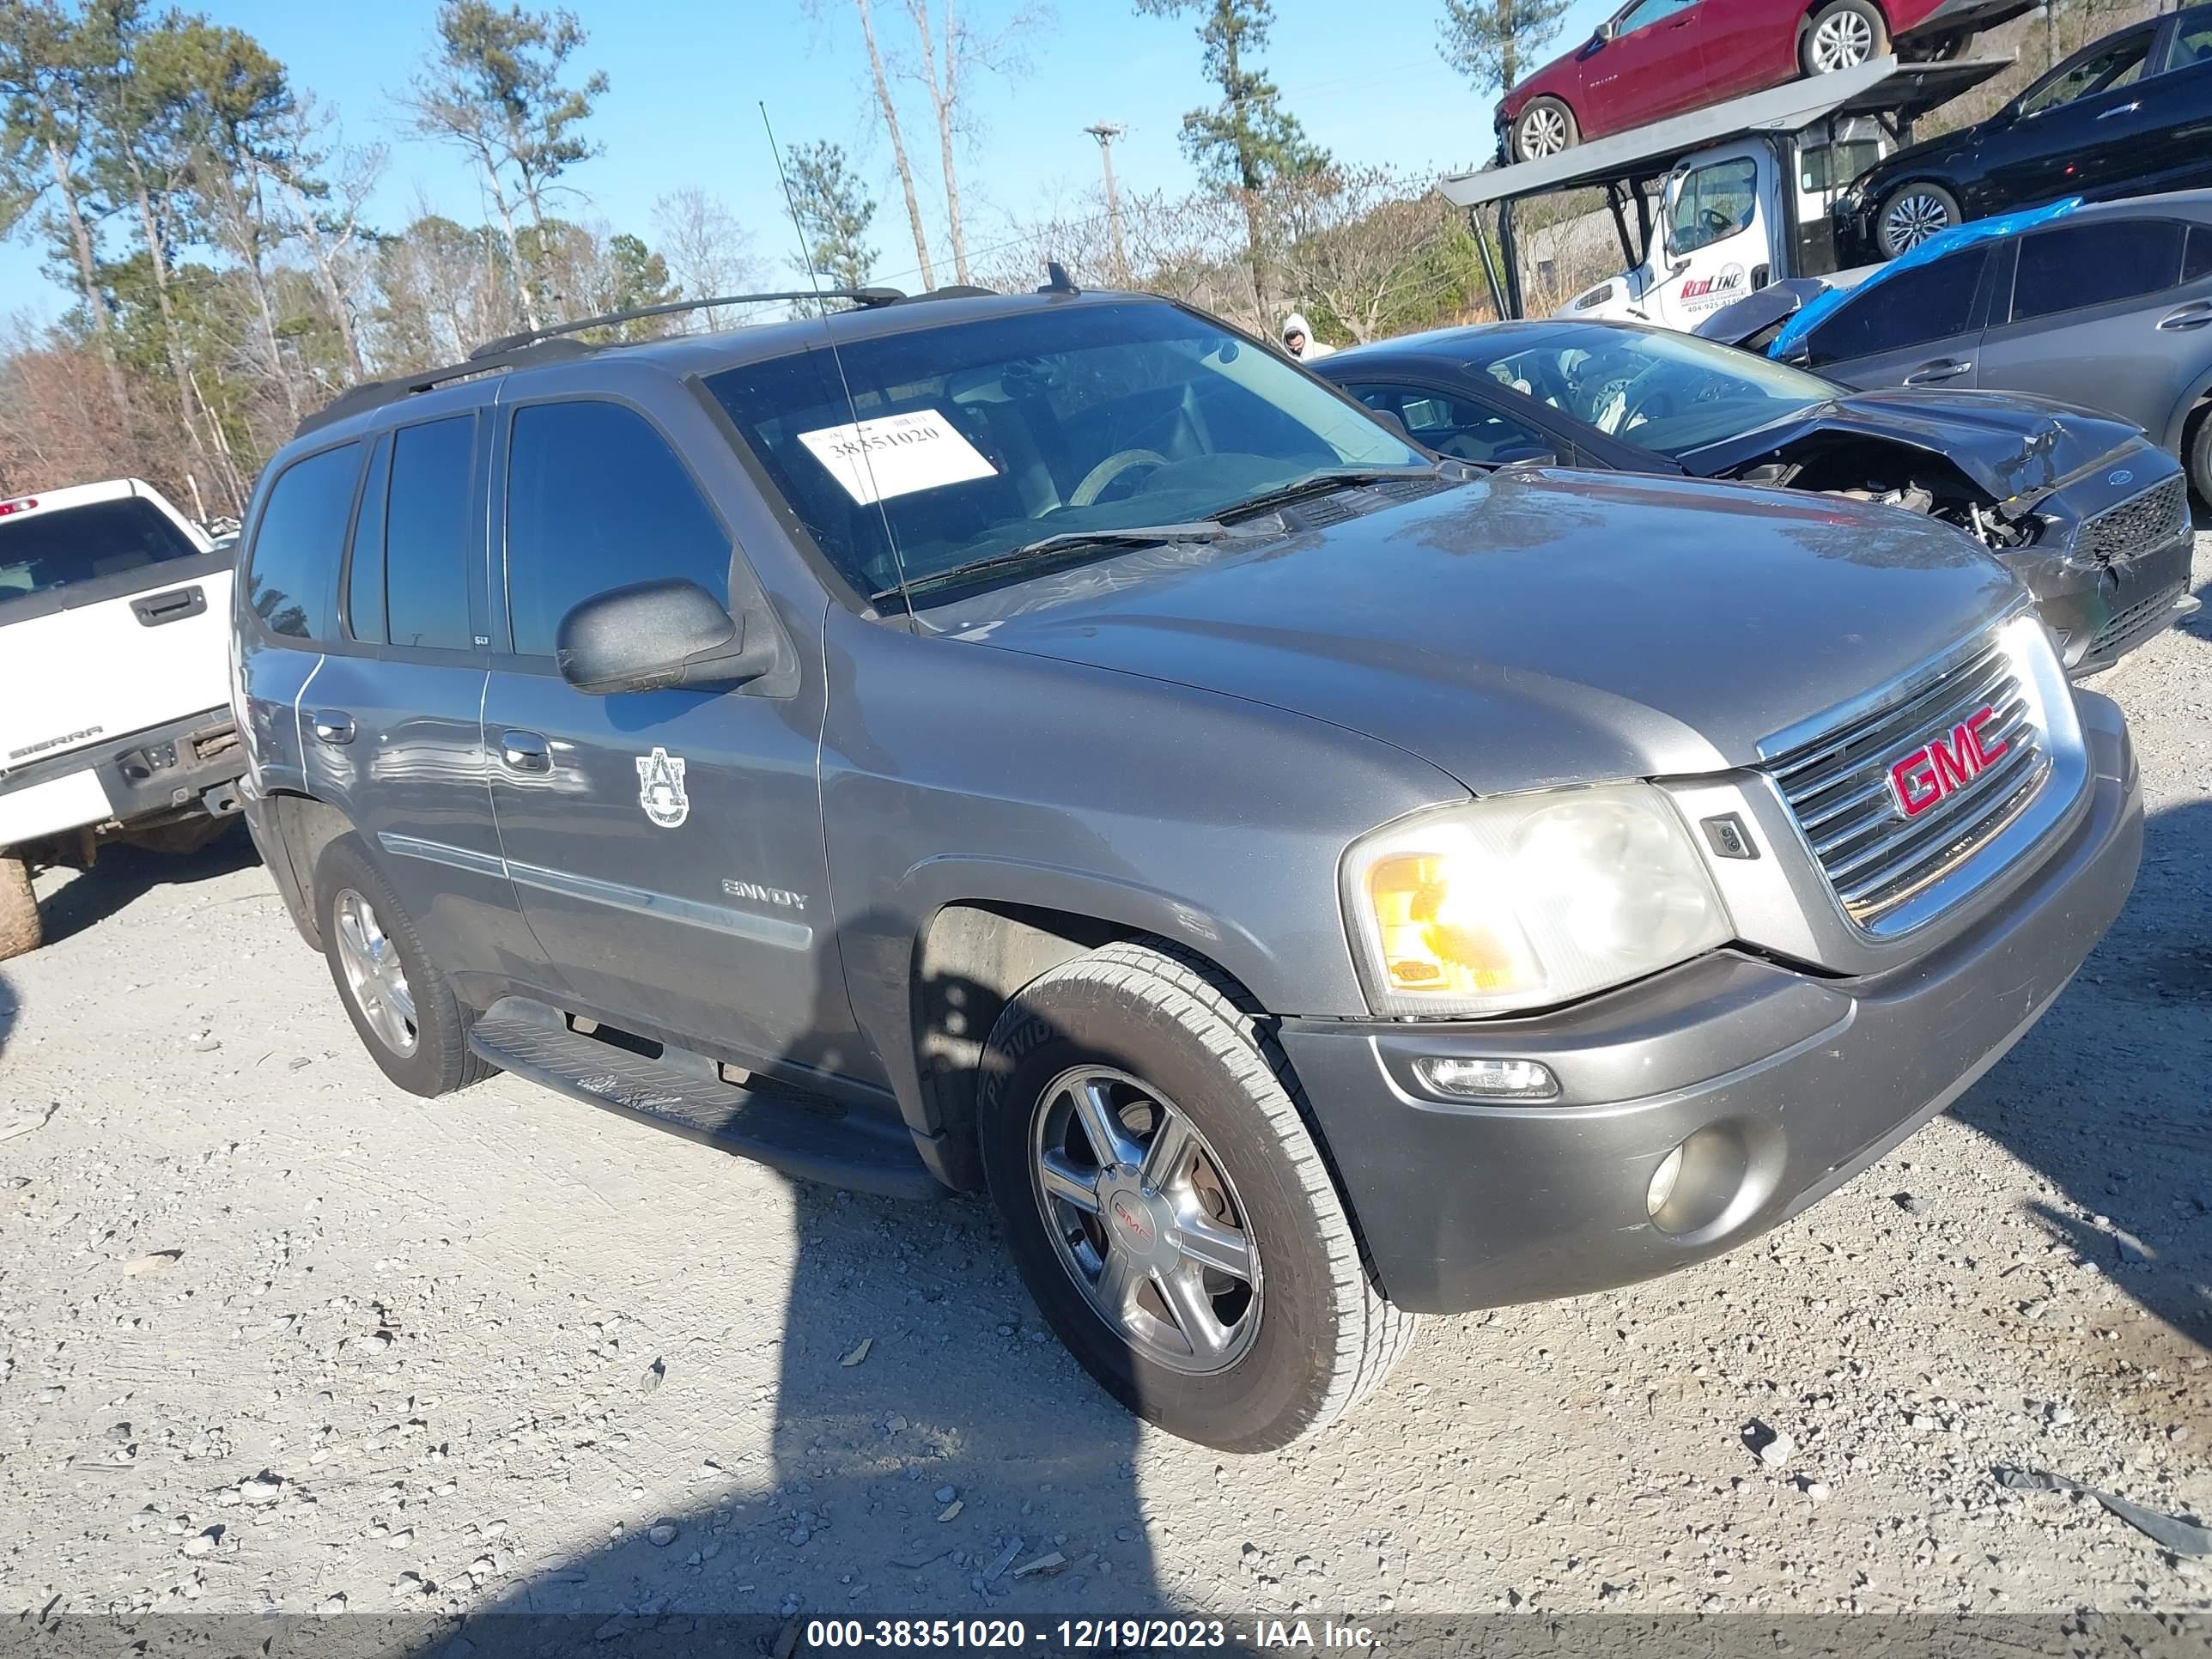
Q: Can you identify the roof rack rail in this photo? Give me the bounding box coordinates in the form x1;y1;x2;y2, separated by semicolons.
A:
293;338;600;438
469;287;906;359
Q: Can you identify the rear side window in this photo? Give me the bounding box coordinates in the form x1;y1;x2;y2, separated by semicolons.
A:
2168;16;2212;69
0;495;202;605
245;444;362;640
504;401;732;657
2012;220;2185;321
1806;249;1986;365
2186;224;2212;285
383;416;478;651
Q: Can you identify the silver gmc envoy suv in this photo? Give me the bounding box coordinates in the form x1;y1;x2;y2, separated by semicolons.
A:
232;286;2142;1451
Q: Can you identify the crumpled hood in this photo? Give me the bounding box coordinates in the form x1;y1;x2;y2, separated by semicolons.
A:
937;469;2021;796
1685;387;2142;505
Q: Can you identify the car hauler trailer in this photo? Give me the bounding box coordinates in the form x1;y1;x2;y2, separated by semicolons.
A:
1442;54;2009;331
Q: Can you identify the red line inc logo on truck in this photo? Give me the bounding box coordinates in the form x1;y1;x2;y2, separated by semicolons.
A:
1679;263;1747;309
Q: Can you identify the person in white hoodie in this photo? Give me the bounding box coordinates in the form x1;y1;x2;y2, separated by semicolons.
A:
1280;313;1334;361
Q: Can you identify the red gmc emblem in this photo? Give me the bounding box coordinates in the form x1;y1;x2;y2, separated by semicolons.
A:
1888;707;2007;818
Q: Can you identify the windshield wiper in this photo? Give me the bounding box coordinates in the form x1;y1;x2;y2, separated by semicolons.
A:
873;522;1228;604
1213;464;1441;521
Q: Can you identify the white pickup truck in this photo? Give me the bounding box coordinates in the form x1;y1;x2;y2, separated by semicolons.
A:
0;478;247;959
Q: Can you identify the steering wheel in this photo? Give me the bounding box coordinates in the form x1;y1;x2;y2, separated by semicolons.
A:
1070;448;1170;507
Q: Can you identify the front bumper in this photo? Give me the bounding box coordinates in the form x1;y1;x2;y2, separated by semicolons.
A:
1281;693;2141;1314
0;707;245;848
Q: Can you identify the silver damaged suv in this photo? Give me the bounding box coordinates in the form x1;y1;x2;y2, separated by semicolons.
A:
231;287;2142;1450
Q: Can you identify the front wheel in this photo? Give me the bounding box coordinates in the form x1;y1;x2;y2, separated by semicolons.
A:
977;940;1415;1452
1877;180;1960;256
0;853;40;962
2186;406;2212;509
1802;0;1888;74
1512;98;1578;162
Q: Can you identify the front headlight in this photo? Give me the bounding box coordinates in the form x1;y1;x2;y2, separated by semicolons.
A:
1342;784;1732;1018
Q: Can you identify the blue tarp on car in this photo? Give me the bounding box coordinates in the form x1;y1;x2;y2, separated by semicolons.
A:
1769;197;2084;362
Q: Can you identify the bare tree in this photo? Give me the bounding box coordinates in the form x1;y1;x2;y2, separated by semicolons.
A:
899;0;1045;287
1270;166;1455;343
850;0;936;287
274;98;382;382
652;186;769;329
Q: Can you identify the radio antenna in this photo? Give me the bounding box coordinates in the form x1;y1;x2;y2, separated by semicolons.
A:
761;102;916;622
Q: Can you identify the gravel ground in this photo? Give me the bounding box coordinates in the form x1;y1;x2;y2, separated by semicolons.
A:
2;535;2208;1630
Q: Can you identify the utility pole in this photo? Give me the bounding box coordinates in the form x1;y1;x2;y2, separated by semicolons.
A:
1085;123;1130;286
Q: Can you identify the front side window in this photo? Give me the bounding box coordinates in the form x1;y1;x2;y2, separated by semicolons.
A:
1617;0;1695;33
2012;220;2186;321
0;495;204;609
1351;384;1552;463
243;444;361;641
505;401;732;657
1806;248;1987;364
1468;322;1833;455
704;301;1419;600
1671;158;1759;256
383;416;477;652
2018;30;2152;114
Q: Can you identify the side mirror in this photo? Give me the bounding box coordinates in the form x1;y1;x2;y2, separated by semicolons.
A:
1366;407;1416;443
1493;441;1559;467
556;577;774;696
1595;21;1616;40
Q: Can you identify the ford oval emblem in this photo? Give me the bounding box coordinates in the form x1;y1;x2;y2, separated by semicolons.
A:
2107;469;2133;486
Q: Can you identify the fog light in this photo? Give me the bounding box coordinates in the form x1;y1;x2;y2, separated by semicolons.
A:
1413;1055;1559;1100
1646;1142;1686;1218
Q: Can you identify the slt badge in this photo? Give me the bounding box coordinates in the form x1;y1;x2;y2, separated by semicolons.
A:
635;746;690;829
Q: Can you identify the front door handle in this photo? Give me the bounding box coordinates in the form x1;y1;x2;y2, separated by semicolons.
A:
1903;358;1972;385
2158;301;2212;331
499;730;551;773
311;710;355;745
2096;100;2140;118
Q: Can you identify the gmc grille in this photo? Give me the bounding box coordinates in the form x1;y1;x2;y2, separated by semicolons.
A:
1765;630;2049;933
2075;474;2188;568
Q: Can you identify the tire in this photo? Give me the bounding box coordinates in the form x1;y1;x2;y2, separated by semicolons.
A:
976;939;1416;1452
1899;27;1971;61
314;833;493;1097
1512;97;1578;163
1802;0;1888;75
1875;180;1960;256
0;853;40;963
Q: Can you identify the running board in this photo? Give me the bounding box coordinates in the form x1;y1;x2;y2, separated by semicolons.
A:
467;1000;941;1200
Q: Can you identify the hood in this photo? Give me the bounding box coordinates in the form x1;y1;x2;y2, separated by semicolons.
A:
1681;388;2142;505
933;469;2021;797
1692;278;1832;349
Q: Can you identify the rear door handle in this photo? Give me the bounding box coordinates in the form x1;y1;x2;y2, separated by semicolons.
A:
2158;301;2212;331
1903;358;1971;384
311;710;356;745
499;730;551;773
131;585;205;627
2096;100;2140;118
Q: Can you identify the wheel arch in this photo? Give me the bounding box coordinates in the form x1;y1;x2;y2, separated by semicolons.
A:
2161;373;2212;460
246;787;356;951
1798;0;1891;41
896;869;1297;1191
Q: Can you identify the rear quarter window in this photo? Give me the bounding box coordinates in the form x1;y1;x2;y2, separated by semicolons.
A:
245;444;362;641
2010;220;2185;321
0;496;203;605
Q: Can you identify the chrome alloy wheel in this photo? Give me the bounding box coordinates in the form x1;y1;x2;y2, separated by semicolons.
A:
1030;1066;1262;1375
1518;105;1569;159
333;889;419;1056
1881;190;1953;252
1811;9;1875;70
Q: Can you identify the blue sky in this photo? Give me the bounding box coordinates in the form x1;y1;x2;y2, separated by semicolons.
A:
0;0;1619;318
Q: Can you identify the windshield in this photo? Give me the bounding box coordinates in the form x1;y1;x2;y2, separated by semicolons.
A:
0;495;204;605
704;301;1419;600
1466;323;1834;458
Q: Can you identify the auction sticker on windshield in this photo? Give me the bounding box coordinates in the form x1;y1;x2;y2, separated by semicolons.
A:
798;409;998;505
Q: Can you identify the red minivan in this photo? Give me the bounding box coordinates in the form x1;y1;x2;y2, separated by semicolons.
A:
1497;0;2032;161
